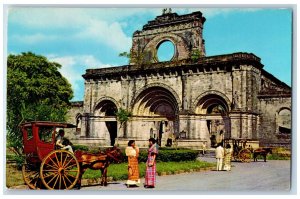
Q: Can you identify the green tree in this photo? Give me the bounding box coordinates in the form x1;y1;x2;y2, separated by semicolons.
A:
119;50;151;66
116;108;131;127
190;49;202;63
115;108;132;139
7;52;73;155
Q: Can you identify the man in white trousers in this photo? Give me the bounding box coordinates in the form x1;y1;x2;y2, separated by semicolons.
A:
215;143;225;171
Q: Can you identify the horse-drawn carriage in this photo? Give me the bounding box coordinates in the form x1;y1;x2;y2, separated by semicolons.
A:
223;138;254;163
223;138;272;163
20;121;122;190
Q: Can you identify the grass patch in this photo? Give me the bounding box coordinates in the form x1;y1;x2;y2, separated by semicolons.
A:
83;160;215;181
267;153;290;160
6;163;25;188
6;160;214;188
252;147;291;161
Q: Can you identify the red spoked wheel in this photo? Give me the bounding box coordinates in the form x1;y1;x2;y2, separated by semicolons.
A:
40;150;80;190
238;148;252;163
22;161;41;189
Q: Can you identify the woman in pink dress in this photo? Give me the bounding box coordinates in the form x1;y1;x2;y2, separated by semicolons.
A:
144;138;159;188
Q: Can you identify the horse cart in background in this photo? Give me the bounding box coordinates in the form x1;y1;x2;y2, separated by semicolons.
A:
20;121;122;190
224;138;255;163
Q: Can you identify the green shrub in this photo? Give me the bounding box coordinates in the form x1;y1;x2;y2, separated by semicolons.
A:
114;147;199;163
122;148;199;163
73;144;89;151
156;149;199;162
267;147;291;160
267;153;291;160
10;155;25;170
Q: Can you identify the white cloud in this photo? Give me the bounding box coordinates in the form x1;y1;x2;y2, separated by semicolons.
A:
8;7;263;50
173;8;262;18
8;7;263;29
48;54;113;100
11;33;58;44
8;7;133;51
8;7;160;28
8;8;88;29
74;20;131;52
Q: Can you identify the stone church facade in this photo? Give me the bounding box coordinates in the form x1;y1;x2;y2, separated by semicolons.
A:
68;11;291;149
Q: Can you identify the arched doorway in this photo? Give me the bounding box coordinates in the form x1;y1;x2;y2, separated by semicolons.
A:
132;86;179;146
277;108;291;135
94;100;118;146
75;113;82;135
195;94;230;147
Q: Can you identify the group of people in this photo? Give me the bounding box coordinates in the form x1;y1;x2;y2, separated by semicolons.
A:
55;129;158;188
215;143;232;171
125;138;159;188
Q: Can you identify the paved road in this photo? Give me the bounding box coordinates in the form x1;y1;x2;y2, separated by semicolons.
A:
80;157;291;193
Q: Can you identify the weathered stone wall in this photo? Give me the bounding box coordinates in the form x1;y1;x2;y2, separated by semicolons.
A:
131;11;206;64
258;97;291;145
81;58;266;147
74;10;291;149
77;56;291;149
65;102;83;139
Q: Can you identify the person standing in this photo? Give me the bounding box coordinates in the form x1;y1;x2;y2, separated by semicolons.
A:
223;143;232;171
215;143;224;171
125;140;140;187
144;138;159;188
201;142;207;155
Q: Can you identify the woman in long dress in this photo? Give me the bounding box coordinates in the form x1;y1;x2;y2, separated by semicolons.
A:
223;143;232;171
144;138;159;188
125;140;140;187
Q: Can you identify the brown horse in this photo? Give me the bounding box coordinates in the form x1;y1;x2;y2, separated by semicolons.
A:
74;147;123;189
253;147;272;162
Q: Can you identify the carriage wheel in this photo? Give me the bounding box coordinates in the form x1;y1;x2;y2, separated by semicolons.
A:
22;162;41;189
40;150;80;190
238;149;252;163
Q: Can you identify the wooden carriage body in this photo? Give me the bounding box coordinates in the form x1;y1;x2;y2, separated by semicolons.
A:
224;138;258;163
21;121;76;162
20;121;80;190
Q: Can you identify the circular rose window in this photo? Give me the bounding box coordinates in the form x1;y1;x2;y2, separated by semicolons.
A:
157;40;175;62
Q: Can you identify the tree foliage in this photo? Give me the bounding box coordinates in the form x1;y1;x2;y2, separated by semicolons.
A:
7;52;73;155
115;108;132;126
115;108;132;139
119;50;151;66
190;49;202;63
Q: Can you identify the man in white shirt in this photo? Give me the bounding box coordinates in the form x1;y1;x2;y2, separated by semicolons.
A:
215;143;225;171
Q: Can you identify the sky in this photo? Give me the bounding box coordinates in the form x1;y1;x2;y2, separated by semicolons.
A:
6;7;292;101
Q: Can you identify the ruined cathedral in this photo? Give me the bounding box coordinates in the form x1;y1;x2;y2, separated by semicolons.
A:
68;10;291;149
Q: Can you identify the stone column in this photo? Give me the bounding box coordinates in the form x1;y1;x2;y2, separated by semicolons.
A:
197;118;210;147
241;114;248;138
247;114;253;139
181;74;188;110
80;113;91;138
229;112;241;139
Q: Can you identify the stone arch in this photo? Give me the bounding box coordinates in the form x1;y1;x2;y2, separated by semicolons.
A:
93;97;119;146
131;84;181;146
276;107;291;134
277;107;291;113
143;33;190;63
192;91;231;114
130;83;181;112
75;113;82;128
193;91;231;146
93;96;120;114
132;87;179;118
